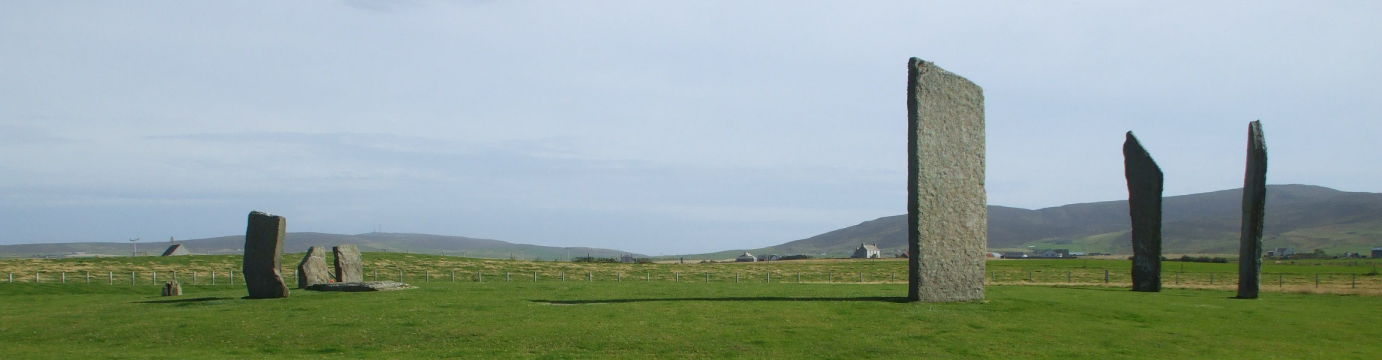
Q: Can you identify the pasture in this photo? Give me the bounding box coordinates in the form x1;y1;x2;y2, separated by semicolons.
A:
0;254;1379;358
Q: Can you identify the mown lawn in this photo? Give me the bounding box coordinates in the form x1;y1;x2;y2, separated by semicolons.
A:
0;279;1378;359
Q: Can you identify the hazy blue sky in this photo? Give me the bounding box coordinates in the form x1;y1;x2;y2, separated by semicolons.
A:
2;1;1379;254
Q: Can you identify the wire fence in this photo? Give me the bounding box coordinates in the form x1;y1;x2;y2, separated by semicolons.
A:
5;268;1379;294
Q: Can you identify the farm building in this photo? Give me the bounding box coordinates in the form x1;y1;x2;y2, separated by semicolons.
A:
851;244;881;259
1372;247;1382;259
735;252;757;262
160;243;189;256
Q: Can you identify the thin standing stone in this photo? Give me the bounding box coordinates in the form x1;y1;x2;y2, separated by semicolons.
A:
906;57;988;302
1124;132;1163;292
297;246;332;288
333;245;364;283
242;211;290;298
1237;121;1268;299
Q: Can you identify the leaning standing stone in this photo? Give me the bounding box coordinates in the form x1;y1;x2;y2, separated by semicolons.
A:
1123;132;1163;292
297;246;332;288
333;244;363;283
243;211;289;299
906;57;987;303
1237;121;1268;299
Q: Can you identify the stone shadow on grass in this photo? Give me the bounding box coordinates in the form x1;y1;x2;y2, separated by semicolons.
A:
532;296;909;305
134;297;234;304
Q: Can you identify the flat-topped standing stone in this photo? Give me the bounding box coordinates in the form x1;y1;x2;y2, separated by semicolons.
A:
243;211;289;299
906;58;987;303
1123;132;1163;292
1237;121;1268;299
333;244;363;283
297;246;332;288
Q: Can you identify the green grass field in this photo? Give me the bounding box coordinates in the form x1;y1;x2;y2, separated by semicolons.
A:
1;281;1378;358
1;254;1380;358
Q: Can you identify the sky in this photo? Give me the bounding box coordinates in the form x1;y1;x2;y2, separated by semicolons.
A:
1;1;1379;254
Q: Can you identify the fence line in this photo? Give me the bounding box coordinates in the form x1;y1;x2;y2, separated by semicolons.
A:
4;267;1378;294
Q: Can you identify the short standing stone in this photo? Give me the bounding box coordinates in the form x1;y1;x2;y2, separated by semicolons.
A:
333;244;363;283
243;211;289;299
1123;132;1163;292
906;58;987;303
1237;121;1268;299
297;246;332;288
162;281;182;296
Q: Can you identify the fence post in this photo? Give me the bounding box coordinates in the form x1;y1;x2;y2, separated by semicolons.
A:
1067;271;1072;283
645;272;650;281
191;272;196;285
36;272;40;283
506;272;511;282
1027;271;1032;282
1175;272;1180;284
588;272;593;282
424;271;429;282
766;272;771;283
478;272;483;283
399;269;404;282
533;271;538;282
1210;273;1215;285
61;272;66;283
7;273;12;283
86;271;91;284
617;272;622;281
736;273;740;283
706;273;710;282
1103;270;1109;284
1314;273;1319;288
891;272;895;282
373;268;379;281
561;272;566;281
859;272;864;283
828;271;833;283
152;271;157;284
131;271;136;286
675;272;680;282
796;273;801;283
229;270;234;285
451;270;455;282
1352;273;1357;289
1278;273;1283;287
108;271;113;285
173;271;178;283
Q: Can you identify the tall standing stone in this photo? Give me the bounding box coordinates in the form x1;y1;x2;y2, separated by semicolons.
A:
1237;121;1268;299
243;211;289;298
333;244;363;283
1123;132;1163;292
906;58;987;303
297;246;332;288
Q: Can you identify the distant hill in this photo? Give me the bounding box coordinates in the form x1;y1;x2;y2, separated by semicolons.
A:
685;185;1382;259
0;232;642;260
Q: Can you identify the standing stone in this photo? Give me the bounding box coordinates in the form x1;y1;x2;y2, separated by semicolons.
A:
243;211;289;299
162;281;182;296
333;244;363;283
1237;121;1268;299
297;246;332;288
1123;132;1163;292
906;58;987;303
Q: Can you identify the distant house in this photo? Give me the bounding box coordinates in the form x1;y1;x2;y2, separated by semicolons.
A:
1035;249;1070;258
762;254;781;261
160;243;189;256
851;244;881;259
1267;248;1296;258
1371;247;1382;259
1001;252;1028;259
736;252;758;262
619;254;636;263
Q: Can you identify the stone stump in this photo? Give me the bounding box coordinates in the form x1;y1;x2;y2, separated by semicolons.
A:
297;246;332;288
161;281;182;296
333;244;363;283
1237;121;1268;299
1123;132;1163;292
906;58;987;302
243;211;289;299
